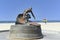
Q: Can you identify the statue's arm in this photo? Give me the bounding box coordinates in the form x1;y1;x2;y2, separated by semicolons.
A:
23;8;36;19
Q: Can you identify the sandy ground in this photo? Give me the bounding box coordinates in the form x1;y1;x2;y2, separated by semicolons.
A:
0;22;60;40
38;22;60;32
0;23;14;31
0;22;60;31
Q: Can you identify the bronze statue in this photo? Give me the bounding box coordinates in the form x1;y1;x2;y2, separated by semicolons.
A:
15;8;36;24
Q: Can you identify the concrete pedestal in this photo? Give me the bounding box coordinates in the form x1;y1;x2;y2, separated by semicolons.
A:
9;24;43;40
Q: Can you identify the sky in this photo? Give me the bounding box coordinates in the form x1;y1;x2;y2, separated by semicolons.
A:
0;0;60;21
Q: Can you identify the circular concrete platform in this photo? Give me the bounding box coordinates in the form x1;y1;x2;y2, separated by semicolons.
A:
0;30;60;40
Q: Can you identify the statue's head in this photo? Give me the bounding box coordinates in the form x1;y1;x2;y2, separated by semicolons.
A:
17;14;23;19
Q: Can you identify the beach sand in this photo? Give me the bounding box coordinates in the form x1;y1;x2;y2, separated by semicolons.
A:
0;22;60;31
0;22;60;40
0;23;14;31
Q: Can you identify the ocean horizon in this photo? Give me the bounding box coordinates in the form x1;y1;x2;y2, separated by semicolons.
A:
0;20;60;23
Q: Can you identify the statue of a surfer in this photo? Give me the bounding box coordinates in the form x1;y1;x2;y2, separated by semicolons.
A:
15;8;34;24
15;7;39;26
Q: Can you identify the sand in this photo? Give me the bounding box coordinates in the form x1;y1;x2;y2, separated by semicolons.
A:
0;22;60;32
38;22;60;32
0;23;14;31
0;22;60;40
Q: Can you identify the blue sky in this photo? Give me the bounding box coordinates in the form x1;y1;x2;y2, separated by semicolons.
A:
0;0;60;21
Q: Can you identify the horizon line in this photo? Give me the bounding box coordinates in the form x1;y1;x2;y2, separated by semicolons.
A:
0;20;60;23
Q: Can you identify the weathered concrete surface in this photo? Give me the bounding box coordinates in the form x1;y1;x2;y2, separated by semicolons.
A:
0;30;60;40
9;24;43;40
